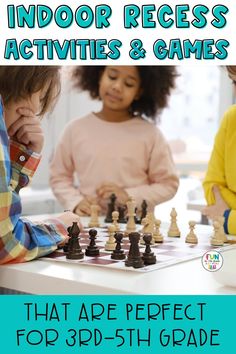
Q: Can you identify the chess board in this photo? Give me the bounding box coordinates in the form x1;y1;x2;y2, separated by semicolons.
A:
41;223;236;272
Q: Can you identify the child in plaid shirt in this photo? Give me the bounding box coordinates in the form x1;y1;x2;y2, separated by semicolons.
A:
0;66;80;264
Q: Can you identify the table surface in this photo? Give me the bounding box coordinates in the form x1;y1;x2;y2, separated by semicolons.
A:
0;215;236;295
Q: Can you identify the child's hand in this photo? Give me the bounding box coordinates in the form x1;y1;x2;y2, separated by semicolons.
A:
96;183;129;205
202;185;229;219
74;196;99;216
8;107;44;154
57;211;82;228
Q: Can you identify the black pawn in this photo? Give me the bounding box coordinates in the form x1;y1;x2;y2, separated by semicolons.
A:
104;193;117;223
66;222;84;260
140;200;148;222
125;232;144;268
142;233;156;265
85;229;100;256
111;232;126;260
118;205;127;223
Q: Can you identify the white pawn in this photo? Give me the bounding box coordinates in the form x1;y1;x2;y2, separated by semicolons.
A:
216;216;227;243
211;220;224;246
105;224;116;251
88;204;100;228
153;219;164;243
185;221;198;244
168;208;181;237
112;210;120;232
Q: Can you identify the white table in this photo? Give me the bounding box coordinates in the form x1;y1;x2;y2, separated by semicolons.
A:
0;215;235;295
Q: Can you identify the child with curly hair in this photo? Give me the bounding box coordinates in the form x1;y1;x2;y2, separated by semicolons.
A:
50;66;179;216
0;66;80;264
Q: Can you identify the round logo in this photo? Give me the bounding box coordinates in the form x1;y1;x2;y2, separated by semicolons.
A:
201;250;223;272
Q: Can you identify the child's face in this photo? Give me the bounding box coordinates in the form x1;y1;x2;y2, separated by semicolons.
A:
99;66;142;112
4;90;43;130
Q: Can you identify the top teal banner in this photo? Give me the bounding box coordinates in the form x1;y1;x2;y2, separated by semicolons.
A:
0;0;235;64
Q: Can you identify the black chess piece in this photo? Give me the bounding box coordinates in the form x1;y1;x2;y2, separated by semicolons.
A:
85;229;100;256
111;232;126;260
142;233;157;265
125;232;144;268
118;205;127;224
134;207;140;224
140;200;148;223
66;222;84;260
104;193;117;223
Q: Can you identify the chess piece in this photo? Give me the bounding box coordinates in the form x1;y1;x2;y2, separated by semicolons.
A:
125;232;144;268
153;219;164;243
85;229;100;256
140;213;155;244
211;221;224;246
112;210;120;231
168;208;181;237
105;224;116;251
134;207;140;224
216;216;227;243
126;196;136;233
118;205;127;223
142;233;157;265
140;199;148;222
88;204;100;228
104;193;117;223
185;221;198;244
66;222;84;260
111;232;126;260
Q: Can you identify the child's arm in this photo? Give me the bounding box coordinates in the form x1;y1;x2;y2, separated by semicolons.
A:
0;102;78;264
49;125;83;212
203;107;236;207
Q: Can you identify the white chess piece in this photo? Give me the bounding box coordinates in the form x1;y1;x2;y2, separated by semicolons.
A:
126;196;136;233
140;214;155;244
168;208;181;237
211;220;224;246
112;210;120;231
153;219;164;243
216;216;227;243
105;224;116;251
88;204;100;228
185;221;198;244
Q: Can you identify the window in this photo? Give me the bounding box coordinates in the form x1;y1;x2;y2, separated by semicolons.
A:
159;66;232;177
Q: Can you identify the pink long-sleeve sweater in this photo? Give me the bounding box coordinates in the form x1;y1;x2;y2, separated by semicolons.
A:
49;113;179;211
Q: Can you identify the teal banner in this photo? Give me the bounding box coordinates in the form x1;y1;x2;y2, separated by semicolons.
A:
0;295;235;353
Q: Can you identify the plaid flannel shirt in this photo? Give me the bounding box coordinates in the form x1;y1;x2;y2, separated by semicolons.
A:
0;97;66;264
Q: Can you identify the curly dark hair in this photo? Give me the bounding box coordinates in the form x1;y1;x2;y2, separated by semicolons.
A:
72;66;178;120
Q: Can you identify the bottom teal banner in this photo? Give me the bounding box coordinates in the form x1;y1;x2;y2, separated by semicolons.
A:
0;295;235;353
